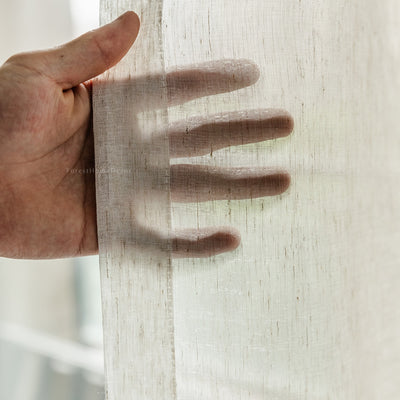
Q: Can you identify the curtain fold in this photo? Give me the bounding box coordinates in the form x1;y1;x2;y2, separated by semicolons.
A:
94;1;176;399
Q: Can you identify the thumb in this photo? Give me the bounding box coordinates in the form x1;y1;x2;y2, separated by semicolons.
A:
38;11;140;89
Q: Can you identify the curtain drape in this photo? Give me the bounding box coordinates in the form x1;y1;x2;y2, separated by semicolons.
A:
94;1;400;399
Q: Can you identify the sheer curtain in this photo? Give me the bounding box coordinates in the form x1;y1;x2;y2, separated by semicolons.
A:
94;1;400;399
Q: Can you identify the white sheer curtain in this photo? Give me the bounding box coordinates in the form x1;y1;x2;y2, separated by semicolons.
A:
95;1;400;399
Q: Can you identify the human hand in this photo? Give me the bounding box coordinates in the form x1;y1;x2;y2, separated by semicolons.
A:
0;11;292;259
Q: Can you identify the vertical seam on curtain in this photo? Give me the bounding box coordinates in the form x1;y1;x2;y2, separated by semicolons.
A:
159;1;178;394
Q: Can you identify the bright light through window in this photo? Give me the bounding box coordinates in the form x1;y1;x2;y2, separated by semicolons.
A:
69;0;99;36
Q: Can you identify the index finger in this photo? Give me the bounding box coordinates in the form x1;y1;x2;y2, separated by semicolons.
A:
166;59;260;107
95;59;260;111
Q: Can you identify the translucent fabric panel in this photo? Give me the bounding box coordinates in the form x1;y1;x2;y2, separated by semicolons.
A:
94;1;175;399
94;1;400;399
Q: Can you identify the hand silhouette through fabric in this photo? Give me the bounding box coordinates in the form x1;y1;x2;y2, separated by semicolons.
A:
0;11;292;259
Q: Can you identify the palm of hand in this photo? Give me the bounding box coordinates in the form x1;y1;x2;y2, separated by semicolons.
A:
0;61;96;258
